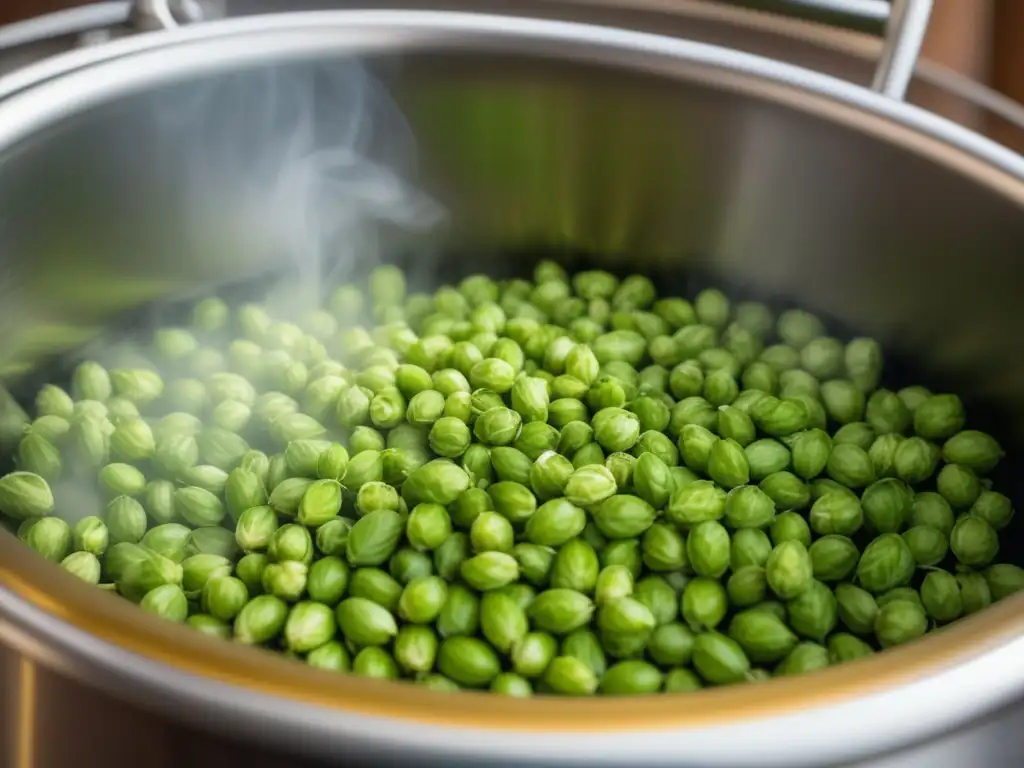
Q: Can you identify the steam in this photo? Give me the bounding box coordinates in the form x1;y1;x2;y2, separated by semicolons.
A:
150;56;445;314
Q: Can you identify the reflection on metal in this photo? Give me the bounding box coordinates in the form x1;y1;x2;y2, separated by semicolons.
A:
781;0;889;20
15;658;35;768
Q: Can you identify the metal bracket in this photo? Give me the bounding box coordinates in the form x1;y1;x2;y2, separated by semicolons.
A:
872;0;933;100
127;0;207;30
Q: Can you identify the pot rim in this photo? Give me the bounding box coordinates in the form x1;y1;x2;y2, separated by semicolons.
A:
2;10;1024;763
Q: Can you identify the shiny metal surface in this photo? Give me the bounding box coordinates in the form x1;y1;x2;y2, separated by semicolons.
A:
2;7;1024;768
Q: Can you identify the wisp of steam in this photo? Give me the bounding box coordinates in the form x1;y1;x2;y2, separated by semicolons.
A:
151;56;445;312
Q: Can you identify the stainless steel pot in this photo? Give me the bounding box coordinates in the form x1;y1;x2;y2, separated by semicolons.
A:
4;3;1024;767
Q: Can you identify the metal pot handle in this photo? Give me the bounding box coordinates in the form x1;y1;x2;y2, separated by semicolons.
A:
122;0;933;100
0;0;935;103
868;0;933;99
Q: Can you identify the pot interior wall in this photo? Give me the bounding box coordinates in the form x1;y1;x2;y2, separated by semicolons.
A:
0;45;1023;507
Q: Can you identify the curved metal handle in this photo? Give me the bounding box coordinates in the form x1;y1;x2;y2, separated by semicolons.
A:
871;0;933;100
748;0;933;100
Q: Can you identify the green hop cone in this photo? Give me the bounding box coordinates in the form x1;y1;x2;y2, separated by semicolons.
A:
666;480;726;526
681;577;728;631
861;478;914;534
0;471;54;520
603;452;635;489
592;495;656;540
776;642;830;677
856;533;916;593
397;576;449;624
692;632;751;685
234;505;280;553
920;570;963;622
678;424;716;475
949;515;999;567
726;566;768;608
809;535;860;582
724;485;776;529
406;503;453;551
99;462;146;498
914;394;965;440
404;459;471;506
70;361;111;402
23;517;71;563
110;417;156;462
394;626;440;675
786;580;837;642
808;490;863;537
826;444;876;489
511;375;550;423
986;564;1024;601
315;518;353;558
336;597;398;646
730;529;772;570
317;443;350;482
429;416;472;458
234;594;288;645
202;576;249;622
460;552;519;591
61;551;101;584
790;429;831;481
17;434;62;481
72;515;109;556
686;521;730;578
874;599;928;648
479;591;529;653
109;368;164;405
820;380;865;425
827;633;875;663
942;430;1004;474
175;486;225;527
706;439;749;489
528;589;595;635
591;407;641;453
956;572;993;615
728;609;797;664
970;491;1014;531
140;584;189;622
765;540;813;599
437;636;502;688
834;582;878;635
631;452;674;510
936;463;981;510
106;495;148;544
640;523;686;573
564;464;618;507
759;472;811;511
902;525;949;567
771;511;811;547
297;479;342;527
744;439;791;482
121;549;184;602
911;492;955;535
346;509;405;567
865;389;911;436
306;557;350;606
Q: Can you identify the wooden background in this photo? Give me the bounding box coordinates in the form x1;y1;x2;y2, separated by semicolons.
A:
0;2;1021;112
